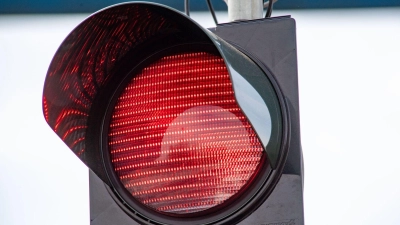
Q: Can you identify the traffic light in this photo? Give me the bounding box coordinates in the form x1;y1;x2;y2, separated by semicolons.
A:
43;2;304;225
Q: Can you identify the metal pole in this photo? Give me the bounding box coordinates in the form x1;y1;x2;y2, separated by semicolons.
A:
227;0;263;22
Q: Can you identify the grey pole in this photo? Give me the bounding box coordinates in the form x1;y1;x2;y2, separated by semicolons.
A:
227;0;263;22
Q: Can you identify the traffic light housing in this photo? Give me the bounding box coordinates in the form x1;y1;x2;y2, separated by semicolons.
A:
43;2;303;225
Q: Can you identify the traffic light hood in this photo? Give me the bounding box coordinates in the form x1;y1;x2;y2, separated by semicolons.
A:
43;2;288;183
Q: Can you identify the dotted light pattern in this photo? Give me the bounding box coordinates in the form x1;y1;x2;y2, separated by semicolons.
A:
42;4;176;158
108;52;265;214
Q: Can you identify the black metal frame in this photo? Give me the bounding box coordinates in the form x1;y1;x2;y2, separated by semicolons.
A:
89;41;288;225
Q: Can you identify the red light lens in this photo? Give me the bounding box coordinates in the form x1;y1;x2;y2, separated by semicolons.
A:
108;51;265;214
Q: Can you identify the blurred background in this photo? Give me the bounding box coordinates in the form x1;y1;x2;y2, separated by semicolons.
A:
1;1;400;225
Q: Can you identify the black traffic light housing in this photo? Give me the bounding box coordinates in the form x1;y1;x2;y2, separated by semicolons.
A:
43;2;303;225
211;16;304;225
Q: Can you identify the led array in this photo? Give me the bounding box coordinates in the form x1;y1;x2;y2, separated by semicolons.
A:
108;51;264;214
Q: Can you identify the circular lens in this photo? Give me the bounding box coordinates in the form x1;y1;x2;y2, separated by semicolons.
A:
108;51;266;214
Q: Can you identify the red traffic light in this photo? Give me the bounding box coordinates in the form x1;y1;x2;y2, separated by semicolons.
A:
43;2;293;224
108;51;265;214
